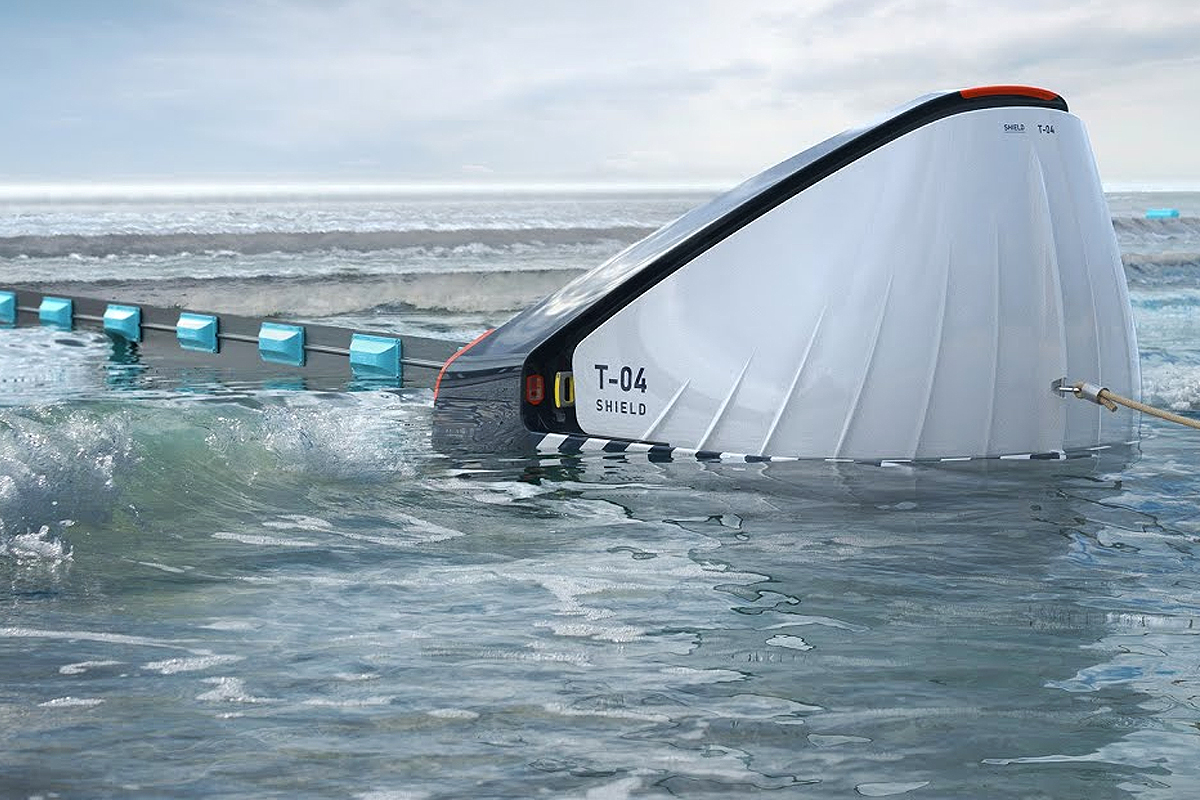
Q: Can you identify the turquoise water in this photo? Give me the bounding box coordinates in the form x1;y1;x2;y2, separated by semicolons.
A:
1;191;1199;798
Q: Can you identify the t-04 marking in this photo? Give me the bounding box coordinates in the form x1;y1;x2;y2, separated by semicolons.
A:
593;364;647;393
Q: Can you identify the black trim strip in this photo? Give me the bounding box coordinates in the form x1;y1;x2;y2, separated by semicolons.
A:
558;435;587;454
647;444;674;463
529;90;1067;368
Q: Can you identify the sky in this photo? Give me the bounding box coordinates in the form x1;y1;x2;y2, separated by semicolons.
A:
1;0;1198;188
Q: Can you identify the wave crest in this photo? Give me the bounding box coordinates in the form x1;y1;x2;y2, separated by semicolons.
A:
21;268;583;317
0;227;654;259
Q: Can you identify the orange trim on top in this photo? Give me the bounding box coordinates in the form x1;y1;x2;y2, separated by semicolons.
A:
433;328;495;400
960;85;1060;102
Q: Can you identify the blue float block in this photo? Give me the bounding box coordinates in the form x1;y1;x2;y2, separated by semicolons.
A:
1145;208;1180;219
176;312;219;352
103;304;142;342
39;296;73;329
0;291;14;325
258;322;306;366
350;333;402;378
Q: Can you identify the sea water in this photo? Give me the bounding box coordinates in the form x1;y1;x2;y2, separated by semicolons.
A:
0;187;1199;799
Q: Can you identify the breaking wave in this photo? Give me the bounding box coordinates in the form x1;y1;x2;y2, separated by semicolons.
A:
3;217;1194;262
1140;359;1200;411
1112;216;1200;237
0;227;654;259
19;269;584;316
1123;252;1200;285
1113;215;1200;285
0;400;136;540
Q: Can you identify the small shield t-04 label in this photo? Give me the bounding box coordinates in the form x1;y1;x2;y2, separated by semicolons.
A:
593;363;647;393
589;363;650;417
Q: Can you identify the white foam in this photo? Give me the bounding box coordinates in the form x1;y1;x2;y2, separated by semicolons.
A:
658;666;746;685
334;672;381;682
302;696;396;708
199;620;257;631
0;627;189;650
512;644;592;666
142;654;244;675
765;615;870;633
0;526;73;564
982;754;1096;766
855;782;931;797
765;634;814;651
542;702;670;724
709;694;823;719
808;733;872;747
59;660;123;675
196;677;270;704
561;776;645;800
457;478;551;504
355;789;432;800
385;511;465;542
427;708;480;720
263;514;335;531
252;395;424;481
130;560;190;574
38;697;105;708
0;404;135;532
1140;360;1200;411
540;621;644;643
211;531;319;547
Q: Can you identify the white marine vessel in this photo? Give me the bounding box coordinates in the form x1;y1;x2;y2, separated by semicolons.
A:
2;86;1141;463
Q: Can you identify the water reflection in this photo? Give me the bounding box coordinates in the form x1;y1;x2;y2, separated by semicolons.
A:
2;391;1195;798
494;451;1195;797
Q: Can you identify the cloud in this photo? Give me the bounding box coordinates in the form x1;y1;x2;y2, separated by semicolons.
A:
1;0;1198;182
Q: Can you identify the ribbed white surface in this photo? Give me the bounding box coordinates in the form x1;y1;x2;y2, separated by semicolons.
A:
573;107;1139;459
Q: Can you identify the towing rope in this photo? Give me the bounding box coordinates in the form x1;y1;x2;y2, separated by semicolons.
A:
1064;381;1200;431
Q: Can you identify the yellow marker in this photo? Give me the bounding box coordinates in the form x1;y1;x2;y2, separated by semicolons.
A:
554;371;575;408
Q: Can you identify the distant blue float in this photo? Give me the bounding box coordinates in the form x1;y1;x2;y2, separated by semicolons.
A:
1145;208;1180;219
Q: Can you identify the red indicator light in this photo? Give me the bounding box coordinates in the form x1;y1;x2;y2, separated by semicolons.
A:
960;85;1059;102
526;374;545;405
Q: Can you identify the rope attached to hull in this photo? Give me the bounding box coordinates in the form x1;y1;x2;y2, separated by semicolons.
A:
1065;380;1200;431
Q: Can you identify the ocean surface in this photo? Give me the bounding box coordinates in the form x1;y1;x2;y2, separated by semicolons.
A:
1;186;1199;799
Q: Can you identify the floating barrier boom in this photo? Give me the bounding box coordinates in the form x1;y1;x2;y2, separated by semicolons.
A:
0;287;462;389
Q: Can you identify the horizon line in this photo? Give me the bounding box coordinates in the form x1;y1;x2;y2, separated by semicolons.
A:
0;178;1196;202
0;179;738;201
